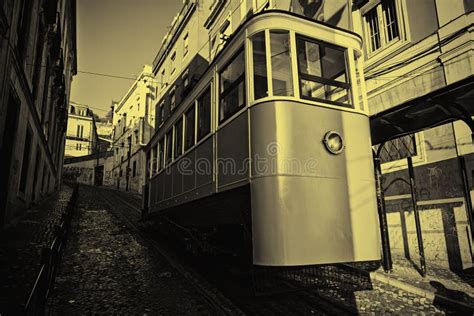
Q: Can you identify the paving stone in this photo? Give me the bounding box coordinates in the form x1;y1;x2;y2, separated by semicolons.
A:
47;186;214;314
0;185;74;312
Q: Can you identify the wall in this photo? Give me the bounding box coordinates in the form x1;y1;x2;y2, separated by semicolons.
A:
0;0;76;227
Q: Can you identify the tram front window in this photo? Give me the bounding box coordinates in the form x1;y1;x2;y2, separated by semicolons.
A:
270;30;293;96
296;36;351;107
251;32;268;100
219;48;245;122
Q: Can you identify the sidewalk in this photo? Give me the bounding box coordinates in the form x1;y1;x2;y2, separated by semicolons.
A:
0;185;74;314
348;257;474;313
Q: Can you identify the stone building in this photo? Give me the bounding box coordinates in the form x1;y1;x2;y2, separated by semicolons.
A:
64;103;99;157
112;65;157;193
351;0;474;271
0;0;77;228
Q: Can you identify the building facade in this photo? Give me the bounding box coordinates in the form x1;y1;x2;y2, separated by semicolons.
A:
112;65;157;193
0;0;77;228
351;0;474;270
64;103;99;157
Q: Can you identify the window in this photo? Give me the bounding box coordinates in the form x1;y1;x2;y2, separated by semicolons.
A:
219;48;245;122
182;71;189;90
19;126;32;193
170;88;176;112
252;32;268;99
165;130;173;165
185;106;195;151
170;51;176;74
158;139;165;171
296;36;351;107
174;119;183;159
152;145;157;175
270;30;293;96
197;87;211;140
159;101;165;125
161;69;166;85
133;160;137;177
364;0;400;54
76;124;84;138
183;32;189;57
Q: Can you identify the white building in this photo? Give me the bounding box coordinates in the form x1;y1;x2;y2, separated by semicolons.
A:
65;103;99;157
112;65;157;193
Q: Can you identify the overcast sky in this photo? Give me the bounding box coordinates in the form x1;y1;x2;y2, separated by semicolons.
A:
71;0;184;117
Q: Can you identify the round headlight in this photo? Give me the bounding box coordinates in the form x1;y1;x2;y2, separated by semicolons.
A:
323;131;344;155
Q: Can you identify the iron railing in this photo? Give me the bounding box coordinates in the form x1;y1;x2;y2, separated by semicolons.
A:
24;184;79;315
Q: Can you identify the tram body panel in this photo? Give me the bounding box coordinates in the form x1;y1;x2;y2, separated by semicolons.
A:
249;101;380;265
216;111;250;190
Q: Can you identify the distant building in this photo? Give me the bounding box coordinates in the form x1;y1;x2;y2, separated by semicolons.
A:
65;103;99;157
0;0;77;227
63;151;114;186
96;121;113;152
112;65;157;193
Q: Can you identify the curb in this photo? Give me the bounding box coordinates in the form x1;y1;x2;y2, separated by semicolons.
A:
370;271;474;313
342;264;474;313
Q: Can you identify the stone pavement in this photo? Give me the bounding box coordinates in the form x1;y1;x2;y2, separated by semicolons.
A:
350;257;474;313
47;185;215;314
0;185;74;314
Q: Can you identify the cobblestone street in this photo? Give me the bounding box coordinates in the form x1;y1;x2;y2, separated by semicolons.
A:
47;186;218;314
43;185;467;314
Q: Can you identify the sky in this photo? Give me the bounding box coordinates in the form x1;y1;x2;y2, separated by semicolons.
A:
71;0;184;118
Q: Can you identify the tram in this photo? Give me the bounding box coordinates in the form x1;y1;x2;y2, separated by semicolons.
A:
144;10;380;266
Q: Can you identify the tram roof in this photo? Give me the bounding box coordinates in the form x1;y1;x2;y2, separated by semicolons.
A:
370;76;474;145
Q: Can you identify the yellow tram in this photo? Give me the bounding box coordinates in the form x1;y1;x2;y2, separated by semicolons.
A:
144;10;380;266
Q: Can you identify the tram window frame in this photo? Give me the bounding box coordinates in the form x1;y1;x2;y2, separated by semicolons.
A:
184;105;195;151
197;86;211;141
174;118;183;159
158;138;165;171
269;30;293;97
165;130;173;166
219;47;246;123
151;145;157;176
251;31;268;100
296;35;352;108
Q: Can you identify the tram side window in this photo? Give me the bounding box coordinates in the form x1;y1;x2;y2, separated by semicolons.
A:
219;48;245;122
165;130;173;166
158;139;165;171
270;30;293;96
185;106;195;150
197;87;211;141
251;32;268;99
296;36;351;107
174;118;183;159
152;145;157;175
146;152;151;178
